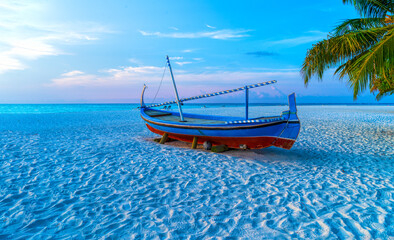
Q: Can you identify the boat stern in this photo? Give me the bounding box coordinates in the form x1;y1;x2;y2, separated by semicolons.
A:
273;93;301;149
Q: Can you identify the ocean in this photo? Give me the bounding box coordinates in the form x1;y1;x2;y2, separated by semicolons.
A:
0;104;393;239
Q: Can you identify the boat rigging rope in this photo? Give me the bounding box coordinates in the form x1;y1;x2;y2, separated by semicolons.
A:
145;80;277;108
151;61;167;104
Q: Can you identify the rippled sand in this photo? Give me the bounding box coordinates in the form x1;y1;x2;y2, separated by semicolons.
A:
0;105;393;239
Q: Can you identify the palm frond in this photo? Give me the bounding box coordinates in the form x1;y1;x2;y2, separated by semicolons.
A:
336;26;394;98
333;17;387;36
371;67;394;100
302;26;388;84
342;0;393;17
302;0;393;100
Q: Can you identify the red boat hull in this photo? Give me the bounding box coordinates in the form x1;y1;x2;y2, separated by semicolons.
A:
147;124;295;150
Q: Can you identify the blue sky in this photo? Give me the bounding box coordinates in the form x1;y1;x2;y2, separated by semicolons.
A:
0;0;392;103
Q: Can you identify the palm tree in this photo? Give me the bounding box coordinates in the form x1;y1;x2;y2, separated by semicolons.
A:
301;0;393;100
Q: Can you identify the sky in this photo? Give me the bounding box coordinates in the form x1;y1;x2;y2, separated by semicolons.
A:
0;0;393;104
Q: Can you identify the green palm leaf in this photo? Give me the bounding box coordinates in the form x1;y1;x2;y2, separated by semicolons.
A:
342;0;393;17
302;0;394;100
346;27;394;97
302;26;387;83
333;17;387;35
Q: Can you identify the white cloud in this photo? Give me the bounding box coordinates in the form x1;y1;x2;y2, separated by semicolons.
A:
175;61;192;66
206;24;216;29
169;56;183;60
49;64;299;89
139;29;251;40
267;31;328;47
0;55;25;73
0;0;34;11
50;66;164;87
6;38;59;60
105;66;163;75
0;0;110;74
61;70;84;77
44;63;355;102
51;74;98;87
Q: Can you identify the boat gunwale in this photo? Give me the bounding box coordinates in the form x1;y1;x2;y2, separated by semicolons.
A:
141;108;299;130
143;107;286;120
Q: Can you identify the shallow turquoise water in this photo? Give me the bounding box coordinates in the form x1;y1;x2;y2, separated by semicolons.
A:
0;104;393;239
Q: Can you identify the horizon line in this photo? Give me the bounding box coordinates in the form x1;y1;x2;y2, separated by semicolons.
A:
0;102;393;105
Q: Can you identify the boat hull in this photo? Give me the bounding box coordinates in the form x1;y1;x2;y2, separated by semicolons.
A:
146;123;296;149
140;93;300;150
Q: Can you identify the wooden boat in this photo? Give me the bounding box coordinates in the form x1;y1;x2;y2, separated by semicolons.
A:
140;56;300;150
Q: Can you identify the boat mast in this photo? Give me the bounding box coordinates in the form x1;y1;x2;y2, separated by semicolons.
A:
245;86;249;120
166;55;185;122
